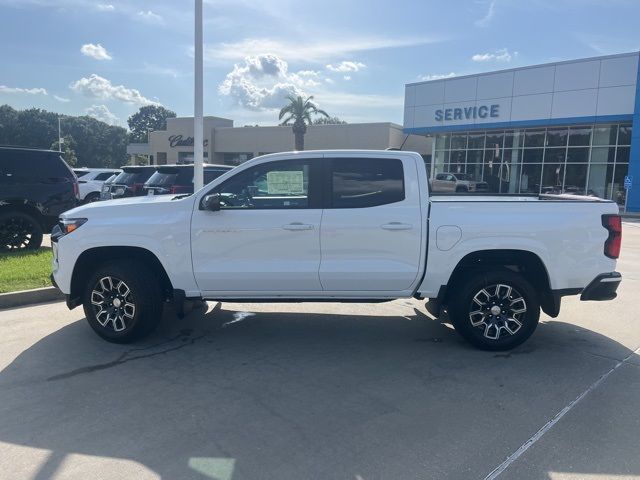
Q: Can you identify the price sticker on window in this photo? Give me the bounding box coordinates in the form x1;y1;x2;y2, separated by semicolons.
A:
266;171;304;195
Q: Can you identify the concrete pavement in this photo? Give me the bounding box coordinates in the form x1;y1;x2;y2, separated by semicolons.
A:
0;224;639;479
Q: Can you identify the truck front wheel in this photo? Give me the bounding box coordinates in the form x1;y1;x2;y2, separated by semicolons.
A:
448;270;540;351
82;260;163;343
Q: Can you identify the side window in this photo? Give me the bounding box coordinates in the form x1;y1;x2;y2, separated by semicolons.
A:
213;160;311;209
435;174;445;180
95;172;114;181
330;158;405;208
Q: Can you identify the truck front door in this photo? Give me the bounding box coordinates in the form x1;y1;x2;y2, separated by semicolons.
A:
191;157;323;294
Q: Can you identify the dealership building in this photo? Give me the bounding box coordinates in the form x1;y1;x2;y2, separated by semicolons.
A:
126;116;430;166
403;51;640;209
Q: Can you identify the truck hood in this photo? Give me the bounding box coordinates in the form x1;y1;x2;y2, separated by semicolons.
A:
61;194;194;219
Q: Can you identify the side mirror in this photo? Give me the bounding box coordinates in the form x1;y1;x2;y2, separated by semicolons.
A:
201;193;221;211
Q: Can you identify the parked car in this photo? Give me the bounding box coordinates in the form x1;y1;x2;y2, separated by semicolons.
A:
73;168;122;203
99;173;119;201
430;172;489;193
1;146;78;250
143;164;233;196
51;150;621;350
103;166;157;199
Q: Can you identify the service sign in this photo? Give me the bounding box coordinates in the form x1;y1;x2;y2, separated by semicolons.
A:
435;104;500;122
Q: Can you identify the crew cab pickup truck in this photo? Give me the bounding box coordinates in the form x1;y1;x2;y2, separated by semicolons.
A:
51;150;622;350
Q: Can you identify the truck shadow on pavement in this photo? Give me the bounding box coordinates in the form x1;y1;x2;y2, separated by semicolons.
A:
0;301;638;479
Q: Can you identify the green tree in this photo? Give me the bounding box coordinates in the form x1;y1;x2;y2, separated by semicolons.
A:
0;104;128;168
51;135;78;166
279;95;329;150
312;116;347;125
127;105;177;143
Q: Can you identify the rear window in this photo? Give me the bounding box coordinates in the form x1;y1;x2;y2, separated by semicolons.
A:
0;149;74;180
74;169;90;178
330;158;405;208
94;172;115;181
146;168;193;187
113;167;155;186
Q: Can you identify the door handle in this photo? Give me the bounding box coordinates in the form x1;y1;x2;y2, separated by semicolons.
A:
283;222;314;231
381;222;413;231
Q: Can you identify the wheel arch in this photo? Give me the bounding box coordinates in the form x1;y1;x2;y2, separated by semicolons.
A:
0;201;46;227
69;246;174;308
444;249;558;317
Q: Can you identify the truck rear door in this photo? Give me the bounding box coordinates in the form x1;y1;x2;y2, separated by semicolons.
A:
318;153;425;293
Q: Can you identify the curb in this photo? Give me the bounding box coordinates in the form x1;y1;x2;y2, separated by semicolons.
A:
0;287;64;310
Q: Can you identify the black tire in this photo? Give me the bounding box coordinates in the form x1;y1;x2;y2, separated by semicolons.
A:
0;211;43;251
83;192;101;204
448;270;540;351
82;260;163;343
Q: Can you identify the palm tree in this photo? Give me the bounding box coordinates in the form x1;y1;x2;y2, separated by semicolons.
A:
279;95;329;150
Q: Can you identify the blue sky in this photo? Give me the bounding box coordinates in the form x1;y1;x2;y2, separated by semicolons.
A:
1;0;639;129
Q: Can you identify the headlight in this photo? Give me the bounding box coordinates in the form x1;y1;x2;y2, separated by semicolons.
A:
115;187;125;195
60;218;87;235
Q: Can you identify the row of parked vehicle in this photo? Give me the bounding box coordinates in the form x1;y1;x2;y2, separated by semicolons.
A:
0;146;233;251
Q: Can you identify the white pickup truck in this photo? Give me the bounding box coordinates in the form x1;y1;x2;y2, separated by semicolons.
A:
51;150;622;350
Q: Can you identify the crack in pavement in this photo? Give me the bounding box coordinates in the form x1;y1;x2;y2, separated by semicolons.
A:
46;333;207;382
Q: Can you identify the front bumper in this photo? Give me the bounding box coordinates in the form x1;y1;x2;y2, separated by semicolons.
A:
580;272;621;301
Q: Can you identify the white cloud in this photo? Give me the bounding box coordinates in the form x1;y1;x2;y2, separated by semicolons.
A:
137;10;164;24
70;74;159;106
326;61;366;73
475;1;496;27
218;54;307;110
86;104;119;125
54;95;70;102
472;48;517;62
96;3;114;11
80;43;112;60
418;72;457;81
343;75;352;81
0;85;47;95
324;78;335;84
205;36;439;63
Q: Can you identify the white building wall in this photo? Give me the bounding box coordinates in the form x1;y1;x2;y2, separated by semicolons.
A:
404;52;639;132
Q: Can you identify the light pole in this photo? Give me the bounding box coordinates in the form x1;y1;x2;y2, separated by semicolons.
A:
193;0;204;190
58;116;62;152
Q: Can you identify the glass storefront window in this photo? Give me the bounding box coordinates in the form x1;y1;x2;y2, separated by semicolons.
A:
566;147;589;163
564;164;587;195
523;149;543;163
612;163;629;205
616;146;630;163
524;129;545;148
486;131;505;150
428;123;631;200
618;125;632;145
435;134;450;150
520;164;542;194
591;146;615;163
592;125;618;146
541;164;565;193
546;128;568;147
451;134;467;149
587;163;614;199
544;147;566;164
568;127;591;146
468;133;485;149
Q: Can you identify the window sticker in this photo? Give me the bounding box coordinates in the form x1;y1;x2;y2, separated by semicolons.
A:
266;170;304;195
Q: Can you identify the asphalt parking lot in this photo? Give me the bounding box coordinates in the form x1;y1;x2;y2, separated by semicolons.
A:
1;224;639;480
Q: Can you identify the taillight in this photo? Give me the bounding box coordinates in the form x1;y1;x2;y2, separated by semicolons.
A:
132;183;144;195
170;185;191;194
602;214;622;259
72;181;80;199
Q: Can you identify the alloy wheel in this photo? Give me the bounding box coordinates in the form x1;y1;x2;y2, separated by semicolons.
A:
468;284;527;340
90;276;136;332
1;216;34;250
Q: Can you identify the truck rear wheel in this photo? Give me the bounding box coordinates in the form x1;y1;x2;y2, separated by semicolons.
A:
448;270;540;351
82;260;163;343
0;211;43;251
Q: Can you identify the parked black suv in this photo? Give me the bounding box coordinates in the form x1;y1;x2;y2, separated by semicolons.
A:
143;164;233;195
0;146;78;250
103;165;157;199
